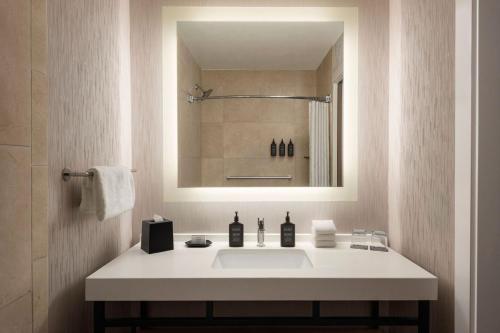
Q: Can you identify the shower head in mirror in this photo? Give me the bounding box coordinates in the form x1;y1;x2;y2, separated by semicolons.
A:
194;84;213;98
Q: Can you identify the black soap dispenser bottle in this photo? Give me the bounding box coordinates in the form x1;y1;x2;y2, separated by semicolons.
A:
271;139;277;157
279;139;286;156
281;211;295;247
229;211;244;247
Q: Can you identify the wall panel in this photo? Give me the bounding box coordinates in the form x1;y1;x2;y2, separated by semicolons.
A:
47;0;132;332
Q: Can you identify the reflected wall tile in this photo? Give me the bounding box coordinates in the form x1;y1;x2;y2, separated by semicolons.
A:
201;99;223;123
201;123;223;158
223;99;263;123
201;158;224;186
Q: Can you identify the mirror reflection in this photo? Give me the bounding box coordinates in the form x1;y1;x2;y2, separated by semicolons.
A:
177;22;344;187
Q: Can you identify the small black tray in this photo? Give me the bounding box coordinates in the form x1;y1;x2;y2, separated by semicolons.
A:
185;240;212;248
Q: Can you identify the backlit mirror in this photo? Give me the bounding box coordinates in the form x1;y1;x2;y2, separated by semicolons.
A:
177;21;344;188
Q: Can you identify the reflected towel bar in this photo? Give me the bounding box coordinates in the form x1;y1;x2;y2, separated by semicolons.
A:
226;176;292;180
62;168;137;181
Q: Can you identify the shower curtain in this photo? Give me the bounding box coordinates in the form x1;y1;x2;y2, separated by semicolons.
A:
309;101;330;187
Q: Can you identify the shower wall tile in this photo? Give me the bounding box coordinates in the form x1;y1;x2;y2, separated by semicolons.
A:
32;0;48;75
223;98;264;123
223;122;295;159
224;158;295;187
201;123;224;158
0;146;31;309
32;256;48;333
31;70;48;165
32;166;48;260
201;158;224;186
179;157;202;187
0;292;33;333
0;0;31;146
201;99;224;123
200;70;314;187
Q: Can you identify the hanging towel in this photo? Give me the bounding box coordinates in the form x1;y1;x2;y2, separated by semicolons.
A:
309;101;330;187
312;220;337;235
80;166;135;221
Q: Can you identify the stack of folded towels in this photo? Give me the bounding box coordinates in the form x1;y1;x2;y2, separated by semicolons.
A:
312;220;337;248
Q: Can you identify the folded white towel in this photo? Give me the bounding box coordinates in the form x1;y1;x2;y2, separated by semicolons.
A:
314;234;336;241
312;220;336;235
80;166;135;221
314;239;336;248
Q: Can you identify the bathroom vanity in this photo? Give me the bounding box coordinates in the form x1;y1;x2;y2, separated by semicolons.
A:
86;6;435;333
86;234;437;332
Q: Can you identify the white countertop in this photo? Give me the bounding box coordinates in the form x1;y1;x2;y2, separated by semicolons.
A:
85;234;437;301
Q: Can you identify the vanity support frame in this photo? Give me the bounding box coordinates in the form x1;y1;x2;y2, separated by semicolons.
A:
92;300;430;333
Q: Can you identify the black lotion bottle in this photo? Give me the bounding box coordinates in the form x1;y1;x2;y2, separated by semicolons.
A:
229;211;244;247
280;211;295;247
279;139;286;156
287;139;294;157
270;139;277;157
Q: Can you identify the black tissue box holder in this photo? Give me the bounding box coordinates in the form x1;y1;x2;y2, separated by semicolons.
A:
141;218;174;254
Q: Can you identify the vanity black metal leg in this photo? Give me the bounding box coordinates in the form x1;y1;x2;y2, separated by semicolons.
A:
370;301;380;329
418;301;430;333
139;301;148;330
206;301;214;320
312;301;320;318
93;301;105;333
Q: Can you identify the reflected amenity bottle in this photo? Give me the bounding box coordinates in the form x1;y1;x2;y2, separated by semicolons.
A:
280;211;295;247
288;139;294;157
279;139;286;156
271;139;277;157
229;211;244;247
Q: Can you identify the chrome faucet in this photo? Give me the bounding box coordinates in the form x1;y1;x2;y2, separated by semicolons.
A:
257;218;265;247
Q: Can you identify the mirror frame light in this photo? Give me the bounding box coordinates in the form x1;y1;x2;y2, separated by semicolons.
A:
162;6;358;202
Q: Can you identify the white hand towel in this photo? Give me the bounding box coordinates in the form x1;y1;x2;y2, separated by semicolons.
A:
312;220;336;235
314;239;336;248
80;166;135;221
314;234;336;241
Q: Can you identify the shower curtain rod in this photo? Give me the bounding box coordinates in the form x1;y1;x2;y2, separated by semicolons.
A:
187;94;332;104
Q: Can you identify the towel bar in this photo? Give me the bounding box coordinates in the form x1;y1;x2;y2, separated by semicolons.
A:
62;167;137;181
226;175;292;180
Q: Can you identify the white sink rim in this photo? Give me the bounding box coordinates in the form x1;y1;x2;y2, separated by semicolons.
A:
212;248;313;269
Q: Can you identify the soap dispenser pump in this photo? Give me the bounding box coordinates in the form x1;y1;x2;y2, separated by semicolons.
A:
229;211;244;247
280;211;295;247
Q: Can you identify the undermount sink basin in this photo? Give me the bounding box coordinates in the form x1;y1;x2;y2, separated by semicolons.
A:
212;249;313;269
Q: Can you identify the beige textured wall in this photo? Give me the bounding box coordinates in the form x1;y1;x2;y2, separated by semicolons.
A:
0;0;49;332
388;0;455;332
47;0;133;332
178;38;202;187
131;0;389;239
199;70;313;187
